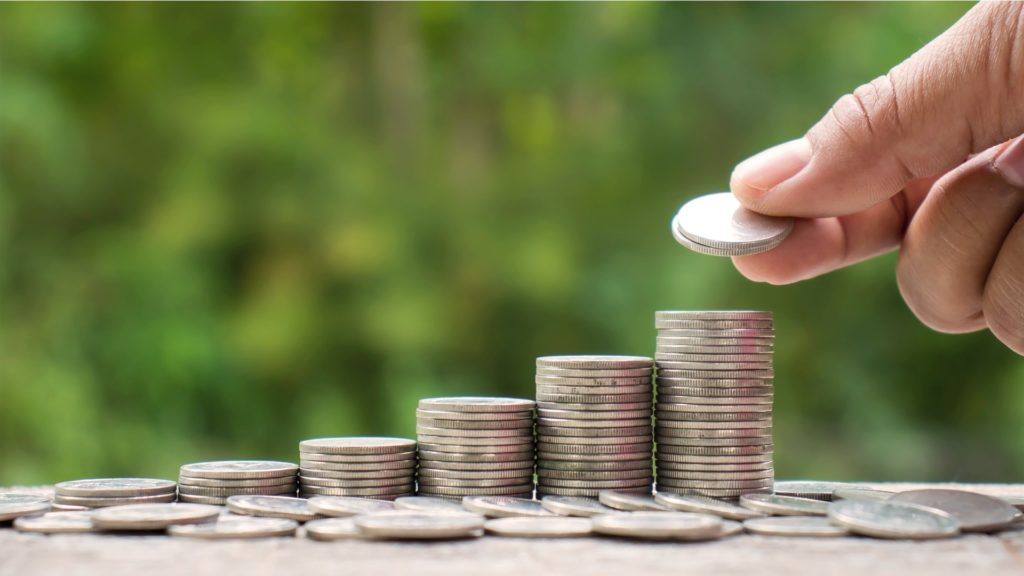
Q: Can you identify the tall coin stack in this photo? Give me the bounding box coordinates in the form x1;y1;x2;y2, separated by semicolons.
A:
654;311;774;499
299;437;417;500
535;355;655;499
416;397;536;499
178;461;299;505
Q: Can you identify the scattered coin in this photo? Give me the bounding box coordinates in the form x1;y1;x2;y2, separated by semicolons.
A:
598;491;665;512
91;503;221;531
485;516;593;538
0;494;51;521
168;516;298;539
541;496;621;517
226;495;317;522
307;496;395;517
591;511;723;540
671;192;794;256
828;499;960;540
54;478;177;498
462;496;553;518
832;487;895;502
772;480;846;501
14;511;96;533
890;489;1022;532
354;511;485;540
394;496;467;513
304;517;369;540
743;516;850;537
654;493;764;520
739;494;829;516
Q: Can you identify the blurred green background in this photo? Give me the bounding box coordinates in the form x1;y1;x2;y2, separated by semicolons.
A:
3;2;1020;486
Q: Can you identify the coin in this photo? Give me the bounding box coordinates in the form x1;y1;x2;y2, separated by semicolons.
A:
743;516;849;537
536;376;652;387
658;478;772;490
536;367;653;379
658;369;774;379
418;443;534;455
14;511;96;533
537;486;649;499
178;494;231;505
418;468;533;481
655;318;774;331
168;516;298;539
419;477;534;489
306;495;395;517
672;192;793;255
461;496;553;518
416;426;532;438
657;395;772;406
654;427;771;439
657;469;773;481
54;493;177;508
657;353;774;364
417;435;533;446
55;478;177;498
226;495;316;521
178;484;296;497
539;442;651;455
536;393;653;404
656;444;772;456
0;494;51;521
538;450;652;462
658;461;772;472
592;511;723;540
299;437;417;455
417;449;533;462
541;496;621;517
539;459;650;471
536;384;652;395
299;451;416;464
654;493;765;520
417;461;534;473
658;328;774;338
657;310;773;321
655;436;771;447
739;494;830;516
298;467;415;479
50;503;91;512
773;480;845;501
179;475;304;488
416;409;534;421
485;516;592;538
538;435;651;446
393;496;467;513
537;418;651;429
354;511;485;540
657;453;771;465
304;517;369;540
538;469;651;481
91;503;221;530
299;485;413;498
889;489;1022;532
417;417;534;430
180;461;299;480
418;397;536;413
598;491;665;511
537;356;654;370
657;336;774;347
299;476;413;489
417;485;533;498
832;487;895;502
541;479;652;491
657;344;774;355
660;487;771;499
828;499;961;539
657;361;772;371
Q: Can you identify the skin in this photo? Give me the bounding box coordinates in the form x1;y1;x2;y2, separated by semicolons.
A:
728;1;1024;354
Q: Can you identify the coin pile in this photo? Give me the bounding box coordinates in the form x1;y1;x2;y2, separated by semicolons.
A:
53;478;177;510
416;397;535;499
535;356;654;499
178;461;298;505
299;437;416;500
654;311;774;499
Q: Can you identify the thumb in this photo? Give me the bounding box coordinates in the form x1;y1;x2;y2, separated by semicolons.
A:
731;1;1024;219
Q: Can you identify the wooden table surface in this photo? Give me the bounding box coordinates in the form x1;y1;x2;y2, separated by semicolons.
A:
3;482;1024;576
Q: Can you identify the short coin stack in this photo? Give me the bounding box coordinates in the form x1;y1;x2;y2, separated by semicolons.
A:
416;397;536;499
53;478;177;510
178;461;298;505
535;355;655;499
654;311;774;499
299;437;417;500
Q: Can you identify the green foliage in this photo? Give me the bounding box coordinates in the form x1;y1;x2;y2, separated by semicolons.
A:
1;2;1006;485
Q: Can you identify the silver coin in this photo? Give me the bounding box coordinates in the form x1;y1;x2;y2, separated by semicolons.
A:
740;494;830;516
307;495;396;517
537;418;651;429
179;461;299;480
299;451;416;464
536;393;653;404
998;495;1024;512
673;192;793;252
655;436;771;447
658;369;774;380
744;516;849;537
55;478;178;498
178;484;296;497
415;426;532;438
656;444;772;456
655;419;771;431
657;336;774;347
299;437;417;455
657;395;772;406
654;493;764;520
598;491;665;511
417;451;533;465
831;487;894;502
538;408;652;421
538;459;650;472
485;516;592;538
298;467;415;480
890;489;1023;532
538;442;651;455
417;462;534;474
657;453;771;465
538;434;651;445
417;443;534;455
299;485;413;498
354;510;484;540
654;427;771;439
657;361;772;372
538;424;651;437
299;476;413;489
538;488;648;499
773;480;846;501
14;511;96;533
304;517;369;540
657;401;771;413
416;417;534;431
657;344;774;354
393;496;467;513
828;499;961;539
418;485;533;498
536;376;652;387
540;479;652;491
592;511;723;540
659;487;771;499
659;478;773;490
656;412;770;424
225;495;316;521
536;355;653;370
538;452;651;465
418;397;536;413
418;477;532;489
179;475;302;488
538;469;651;481
417;434;534;446
536;384;652;396
655;318;774;331
54;493;177;508
541;496;621;517
657;462;772;473
0;494;51;521
169;516;298;539
50;503;91;512
656;310;773;321
536;367;654;379
461;496;552;518
658;381;773;393
178;494;228;505
658;328;774;338
91;503;221;530
416;409;534;421
418;469;533;482
656;353;774;364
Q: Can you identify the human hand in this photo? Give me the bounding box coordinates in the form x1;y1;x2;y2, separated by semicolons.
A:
729;1;1024;354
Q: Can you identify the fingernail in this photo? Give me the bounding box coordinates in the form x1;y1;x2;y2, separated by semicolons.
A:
732;138;812;193
994;136;1024;189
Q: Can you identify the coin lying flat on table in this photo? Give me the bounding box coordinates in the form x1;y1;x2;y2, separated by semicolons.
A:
739;494;829;516
772;481;848;502
671;192;794;256
828;499;961;540
307;496;395;517
889;489;1022;533
743;516;849;537
832;487;895;502
462;496;553;518
598;491;666;512
91;503;221;531
394;496;467;513
304;517;369;541
226;495;316;522
485;516;593;538
541;496;621;517
14;511;96;533
591;512;723;541
0;494;51;521
655;493;764;520
353;511;485;540
168;516;298;539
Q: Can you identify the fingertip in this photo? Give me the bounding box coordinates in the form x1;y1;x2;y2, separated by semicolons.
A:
730;138;812;214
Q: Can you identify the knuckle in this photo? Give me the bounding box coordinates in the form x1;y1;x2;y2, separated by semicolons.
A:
896;248;977;334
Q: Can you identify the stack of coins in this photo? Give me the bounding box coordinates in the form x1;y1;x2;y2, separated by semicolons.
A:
178;461;298;505
53;479;177;510
654;311;774;499
535;356;655;499
299;437;417;500
416;397;535;499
